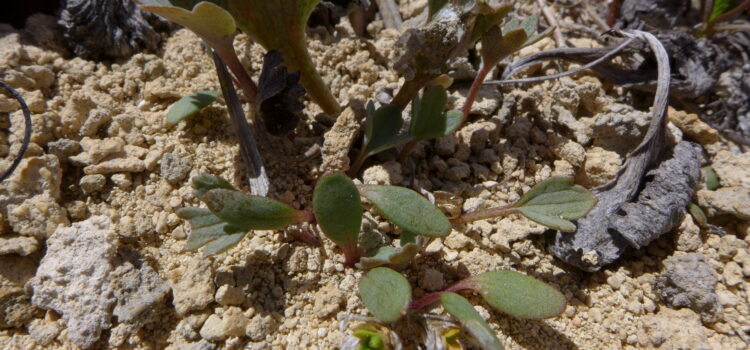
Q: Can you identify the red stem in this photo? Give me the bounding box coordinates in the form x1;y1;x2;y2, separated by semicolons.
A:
214;45;258;103
408;278;477;310
461;65;493;127
450;204;517;226
343;244;362;268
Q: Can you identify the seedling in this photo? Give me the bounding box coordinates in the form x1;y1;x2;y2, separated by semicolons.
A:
166;90;220;125
349;84;462;175
137;0;340;114
697;0;750;37
356;267;566;349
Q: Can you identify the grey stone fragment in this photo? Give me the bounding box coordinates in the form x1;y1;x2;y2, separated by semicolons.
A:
59;0;170;59
79;108;112;137
47;139;82;162
110;246;170;324
654;253;722;323
160;153;192;185
27;216;118;349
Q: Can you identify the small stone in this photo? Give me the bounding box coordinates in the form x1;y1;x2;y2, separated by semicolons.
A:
169;258;215;316
445;163;470;181
111;173;132;190
79;108;112;137
668;108;719;145
697;187;750;220
8;195;69;239
435;135;457;157
47;138;82;162
313;283;345;318
143;149;163;171
722;262;743;287
80;174;106;195
22;65;55;89
711;151;750;188
160;153;192;185
245;314;276;341
199;308;248;341
216;285;245;306
320;105;361;173
576;146;622;187
65;200;88;220
552;140;585;167
28;318;62;346
654;252;722;323
675;215;702;252
0;235;38;255
84;157;145;175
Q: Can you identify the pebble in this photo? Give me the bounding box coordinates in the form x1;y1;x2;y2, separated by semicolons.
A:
216;285;245;306
80;174;106;194
84;157;145;175
160;153;192;185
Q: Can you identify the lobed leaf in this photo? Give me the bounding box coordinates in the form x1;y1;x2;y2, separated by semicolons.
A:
440;292;504;350
359;185;452;237
359;267;412;323
202;188;303;231
176;207;248;256
513;177;596;232
166;90;220;125
313;173;363;257
363;103;412;155
139;1;236;51
469;270;566;319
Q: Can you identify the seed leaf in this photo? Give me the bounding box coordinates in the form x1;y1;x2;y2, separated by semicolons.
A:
363;103;412;155
192;174;236;199
313;173;363;264
513;177;596;232
202;188;303;231
358;243;420;269
359;267;412;323
469;270;566;319
409;86;462;140
702;166;720;190
710;0;732;21
440;292;504;350
359;185;452;237
166;90;220;124
688;203;709;228
176;207;248;256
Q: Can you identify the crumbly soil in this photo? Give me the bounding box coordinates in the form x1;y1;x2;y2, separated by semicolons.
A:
1;3;749;350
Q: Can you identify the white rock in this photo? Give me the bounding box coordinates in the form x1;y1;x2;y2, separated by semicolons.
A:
0;235;38;255
28;216;118;349
170;258;215;315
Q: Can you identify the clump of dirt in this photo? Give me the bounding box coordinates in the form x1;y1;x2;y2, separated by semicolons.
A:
1;3;749;350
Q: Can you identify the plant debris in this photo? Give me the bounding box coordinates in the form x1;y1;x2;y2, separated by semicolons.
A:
257;50;307;136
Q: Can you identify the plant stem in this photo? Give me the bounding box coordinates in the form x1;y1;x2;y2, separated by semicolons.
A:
460;64;493;126
408;279;476;310
391;74;432;110
285;39;341;115
397;139;419;162
450;204;516;225
213;44;258;102
699;0;750;36
343;245;362;268
347;149;370;177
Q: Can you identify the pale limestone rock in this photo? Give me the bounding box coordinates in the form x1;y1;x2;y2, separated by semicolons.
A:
245;315;276;341
722;261;743;287
642;308;713;349
160;153;192;185
0;235;38;256
199;307;248;341
675;215;702;252
7;195;69;239
71;137;126;166
552;139;585;167
144;149;163;171
576;146;622;187
28;318;62;346
28;216;118;349
711;151;750;188
697;187;750;220
489;217;547;253
320;105;361;173
668;107;719;145
169;258;215;316
21;65;55;89
655;252;722;323
362;161;402;185
79;108;112;137
0;255;37;328
84;157;146;175
215;285;245;306
80;174;106;195
0;156;62;215
313;283;345;318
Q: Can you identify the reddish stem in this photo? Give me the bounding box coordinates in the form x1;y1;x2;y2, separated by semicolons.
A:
450;204;517;226
460;65;493;127
214;45;258;103
343;244;362;268
408;278;477;310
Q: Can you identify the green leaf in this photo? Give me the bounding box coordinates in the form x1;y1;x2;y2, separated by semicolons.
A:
176;207;248;256
513;177;597;232
192;175;236;199
359;185;452;237
702;166;720;190
519;16;538;38
428;0;450;19
359;267;412;323
166;90;220;124
710;0;732;21
481;27;528;65
353;328;386;350
409;86;462;140
363;103;412;155
358;243;420;270
139;1;236;55
469;270;566;319
313;173;363;264
202;189;303;231
440;292;504;350
688;203;709;228
470;3;513;43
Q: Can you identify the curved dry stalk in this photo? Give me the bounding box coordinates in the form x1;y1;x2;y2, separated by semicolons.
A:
0;81;32;182
536;0;566;47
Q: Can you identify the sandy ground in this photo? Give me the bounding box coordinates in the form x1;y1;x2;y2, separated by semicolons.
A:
0;2;749;349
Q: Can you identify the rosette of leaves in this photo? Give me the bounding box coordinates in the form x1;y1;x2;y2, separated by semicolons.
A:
349;84;462;175
358;267;566;349
177;175;312;256
136;0;340;114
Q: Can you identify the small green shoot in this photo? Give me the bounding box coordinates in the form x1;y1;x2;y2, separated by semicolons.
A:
698;0;750;36
313;173;363;267
166;90;220;125
702;166;720;190
409;85;462;141
452;177;597;232
440;292;504;350
359;267;412;323
353;328;386;350
359;185;452;238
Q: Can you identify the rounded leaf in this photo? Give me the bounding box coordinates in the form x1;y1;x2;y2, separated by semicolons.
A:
359;185;451;237
313;173;363;247
440;292;504;350
513;177;597;232
202;188;302;231
167;90;220;124
471;270;566;319
359;267;411;323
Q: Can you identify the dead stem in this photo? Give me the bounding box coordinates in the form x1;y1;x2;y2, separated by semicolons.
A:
536;0;566;47
373;0;403;30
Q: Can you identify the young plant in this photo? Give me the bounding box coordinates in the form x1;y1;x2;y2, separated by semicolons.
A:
697;0;750;37
166;90;220;125
137;0;340;114
356;267;566;349
349;84;462;175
